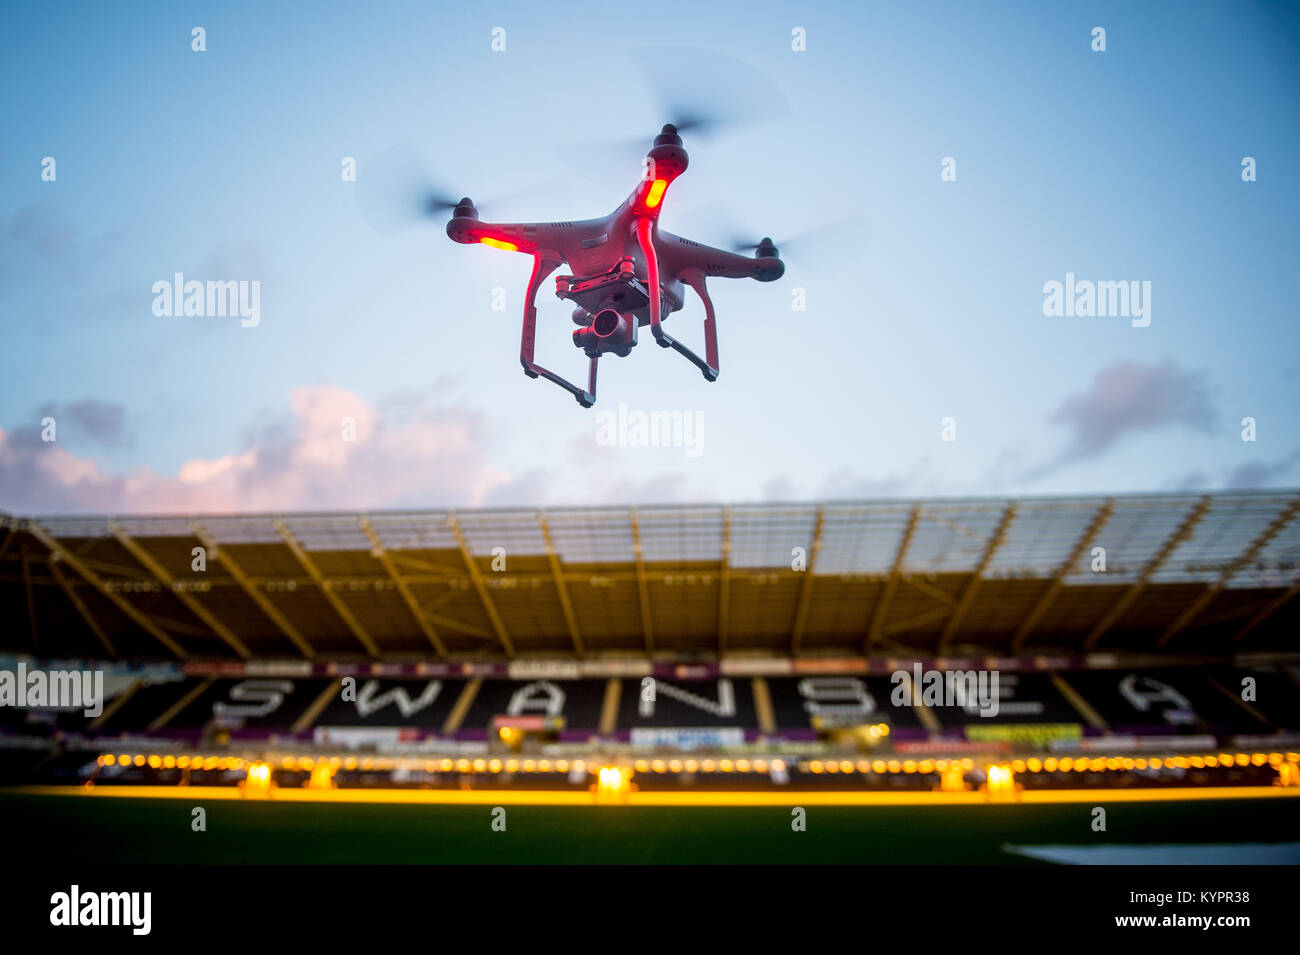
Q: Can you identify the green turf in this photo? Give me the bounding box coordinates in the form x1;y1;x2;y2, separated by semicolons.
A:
6;792;1298;863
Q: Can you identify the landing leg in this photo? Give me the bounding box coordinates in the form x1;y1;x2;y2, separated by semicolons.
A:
519;254;597;407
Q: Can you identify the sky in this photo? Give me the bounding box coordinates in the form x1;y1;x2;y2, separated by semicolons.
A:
1;0;1297;515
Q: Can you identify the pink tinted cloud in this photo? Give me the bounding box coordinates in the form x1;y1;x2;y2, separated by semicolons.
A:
0;386;510;515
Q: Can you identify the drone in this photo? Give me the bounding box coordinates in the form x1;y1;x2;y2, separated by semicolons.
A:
444;124;784;407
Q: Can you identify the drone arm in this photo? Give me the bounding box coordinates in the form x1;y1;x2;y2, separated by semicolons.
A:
520;253;598;407
635;217;719;382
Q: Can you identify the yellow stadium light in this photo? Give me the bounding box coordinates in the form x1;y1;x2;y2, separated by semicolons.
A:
307;763;336;790
939;764;969;793
651;760;666;773
685;759;700;773
872;760;887;774
472;759;487;773
133;755;146;767
737;759;751;773
505;759;519;773
669;760;684;773
902;760;917;774
986;763;1017;798
887;761;902;774
595;766;632;803
243;760;272;795
538;759;552;772
1026;758;1042;773
163;755;176;769
488;759;503;774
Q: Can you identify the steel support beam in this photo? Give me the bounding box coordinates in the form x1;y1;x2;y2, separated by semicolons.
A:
538;514;584;656
27;523;187;659
790;506;826;655
192;522;315;659
1234;578;1300;643
629;509;655;656
49;559;116;657
275;518;381;658
865;504;921;653
361;518;449;658
110;520;250;659
1011;498;1114;652
718;507;732;656
1084;495;1212;650
1159;495;1300;647
938;502;1016;652
447;514;515;657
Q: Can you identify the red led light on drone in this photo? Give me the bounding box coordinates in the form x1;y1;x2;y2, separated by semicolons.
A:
644;178;668;209
480;237;519;252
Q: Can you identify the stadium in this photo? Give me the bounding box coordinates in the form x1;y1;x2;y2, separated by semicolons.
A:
3;489;1298;865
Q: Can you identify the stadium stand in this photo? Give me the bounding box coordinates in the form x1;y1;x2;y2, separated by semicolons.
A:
1;491;1297;794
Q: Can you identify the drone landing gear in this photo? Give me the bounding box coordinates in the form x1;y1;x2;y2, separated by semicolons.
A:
634;218;719;382
520;255;598;407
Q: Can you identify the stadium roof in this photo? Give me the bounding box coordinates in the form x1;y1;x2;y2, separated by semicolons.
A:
1;489;1297;662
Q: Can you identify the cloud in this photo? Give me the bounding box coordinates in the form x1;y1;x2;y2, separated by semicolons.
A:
1023;359;1216;482
33;399;130;449
1225;445;1300;488
0;386;511;515
817;461;934;500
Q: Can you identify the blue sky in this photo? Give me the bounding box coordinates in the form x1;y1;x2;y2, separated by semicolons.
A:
1;0;1297;514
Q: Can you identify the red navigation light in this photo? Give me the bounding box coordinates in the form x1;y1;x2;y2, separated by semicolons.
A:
480;237;519;252
644;178;668;209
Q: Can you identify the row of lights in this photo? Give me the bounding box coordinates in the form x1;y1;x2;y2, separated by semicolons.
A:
799;752;1300;776
636;758;787;774
98;754;245;771
96;751;1300;777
